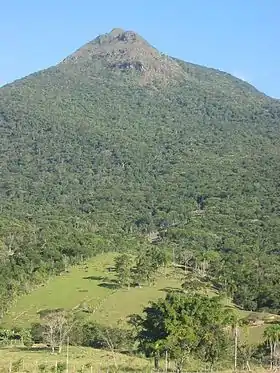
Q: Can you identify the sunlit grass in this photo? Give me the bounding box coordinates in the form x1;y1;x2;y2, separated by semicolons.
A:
0;345;152;372
2;253;183;329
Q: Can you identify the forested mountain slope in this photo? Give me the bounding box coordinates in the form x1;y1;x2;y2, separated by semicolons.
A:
1;28;280;315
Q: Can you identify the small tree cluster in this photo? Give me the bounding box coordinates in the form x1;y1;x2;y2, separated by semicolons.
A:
114;248;168;289
130;293;235;372
114;253;134;289
264;324;280;369
38;308;72;353
0;327;32;347
134;247;167;287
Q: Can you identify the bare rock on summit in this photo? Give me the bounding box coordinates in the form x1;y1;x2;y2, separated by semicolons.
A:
60;28;184;84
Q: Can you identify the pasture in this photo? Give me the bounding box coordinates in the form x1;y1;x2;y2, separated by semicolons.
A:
2;253;183;329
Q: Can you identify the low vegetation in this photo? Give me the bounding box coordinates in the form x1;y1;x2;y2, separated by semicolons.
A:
0;346;152;373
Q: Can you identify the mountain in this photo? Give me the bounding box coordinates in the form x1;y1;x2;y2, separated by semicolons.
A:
1;28;280;315
60;27;184;84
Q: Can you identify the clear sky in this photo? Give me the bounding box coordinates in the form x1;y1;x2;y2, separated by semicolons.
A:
1;0;279;98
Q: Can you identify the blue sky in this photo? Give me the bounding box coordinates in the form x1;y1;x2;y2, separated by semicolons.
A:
1;0;279;98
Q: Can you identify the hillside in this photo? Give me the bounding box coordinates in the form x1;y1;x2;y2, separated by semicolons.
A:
1;252;269;343
1;28;280;318
1;253;183;329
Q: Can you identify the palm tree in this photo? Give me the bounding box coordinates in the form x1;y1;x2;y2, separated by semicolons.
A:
264;324;280;369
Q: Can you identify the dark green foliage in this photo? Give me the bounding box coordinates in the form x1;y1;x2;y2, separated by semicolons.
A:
114;253;134;289
1;28;280;316
263;324;280;369
38;363;48;373
30;323;44;344
131;293;234;370
237;343;258;370
81;322;133;351
0;215;116;316
51;362;66;373
134;247;167;286
0;327;32;347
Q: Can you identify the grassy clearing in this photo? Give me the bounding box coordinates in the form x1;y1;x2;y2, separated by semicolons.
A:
241;324;266;345
0;346;152;372
2;253;183;329
0;345;269;373
1;252;272;347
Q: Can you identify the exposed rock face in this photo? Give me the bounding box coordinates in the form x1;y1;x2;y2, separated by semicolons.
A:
61;28;184;84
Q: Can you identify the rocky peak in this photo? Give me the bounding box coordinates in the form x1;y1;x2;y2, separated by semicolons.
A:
97;28;146;44
60;28;184;84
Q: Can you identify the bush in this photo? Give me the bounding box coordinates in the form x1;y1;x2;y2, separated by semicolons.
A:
51;362;66;373
38;363;48;373
30;323;44;343
70;321;134;351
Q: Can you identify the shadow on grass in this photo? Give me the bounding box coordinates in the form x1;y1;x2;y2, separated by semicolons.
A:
83;275;120;289
113;367;148;372
107;266;116;273
159;287;182;293
0;345;50;353
37;308;65;317
98;282;120;290
83;275;105;281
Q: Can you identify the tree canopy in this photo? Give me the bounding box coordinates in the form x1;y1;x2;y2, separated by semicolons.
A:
131;293;235;371
1;28;280;317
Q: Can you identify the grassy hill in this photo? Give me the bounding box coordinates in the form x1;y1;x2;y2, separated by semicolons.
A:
1;252;272;346
1;253;183;329
1;250;277;372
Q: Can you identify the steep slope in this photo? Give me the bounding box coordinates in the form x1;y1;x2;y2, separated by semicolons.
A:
1;28;280;316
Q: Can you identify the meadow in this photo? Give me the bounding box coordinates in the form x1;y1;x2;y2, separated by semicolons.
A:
2;253;183;329
0;345;152;373
0;252;274;372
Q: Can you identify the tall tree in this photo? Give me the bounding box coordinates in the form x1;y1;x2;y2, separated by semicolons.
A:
114;253;134;289
131;293;234;371
39;309;70;353
134;252;154;286
264;324;280;369
134;247;167;287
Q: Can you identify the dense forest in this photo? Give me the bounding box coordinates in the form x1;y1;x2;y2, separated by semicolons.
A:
1;28;280;318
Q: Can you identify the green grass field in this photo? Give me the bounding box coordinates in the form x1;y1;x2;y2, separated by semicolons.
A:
2;253;183;329
1;252;272;351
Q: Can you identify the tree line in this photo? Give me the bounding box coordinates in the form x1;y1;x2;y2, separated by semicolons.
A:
2;292;280;372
